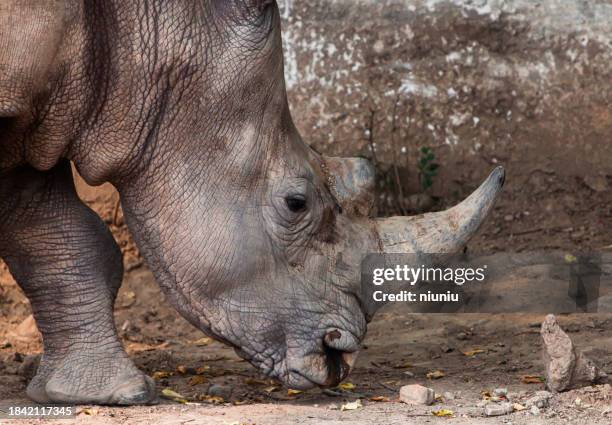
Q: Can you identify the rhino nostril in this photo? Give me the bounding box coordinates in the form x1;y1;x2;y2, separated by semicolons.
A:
321;329;360;387
322;345;351;387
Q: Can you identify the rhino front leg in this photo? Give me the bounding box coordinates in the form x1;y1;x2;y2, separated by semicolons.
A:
0;161;156;405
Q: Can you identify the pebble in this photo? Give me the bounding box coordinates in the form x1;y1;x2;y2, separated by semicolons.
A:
207;384;232;400
443;391;455;400
494;388;508;397
399;384;435;405
530;405;541;416
484;402;514;416
526;391;552;408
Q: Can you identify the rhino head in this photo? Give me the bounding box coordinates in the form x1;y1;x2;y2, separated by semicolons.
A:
0;1;504;390
110;2;504;389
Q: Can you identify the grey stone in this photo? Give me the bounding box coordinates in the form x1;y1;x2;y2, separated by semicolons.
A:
484;402;514;417
530;405;541;416
399;384;435;405
526;391;553;408
494;388;508;397
207;384;232;400
541;314;607;391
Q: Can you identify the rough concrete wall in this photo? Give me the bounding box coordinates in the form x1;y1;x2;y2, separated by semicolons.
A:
279;0;612;198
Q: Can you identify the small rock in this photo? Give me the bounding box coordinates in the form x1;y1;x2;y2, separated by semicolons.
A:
456;332;469;340
530;405;541;416
403;371;415;378
440;344;454;353
494;388;508;397
504;214;514;222
207;384;232;400
583;175;609;193
399;384;435;405
541;314;607;391
443;391;455;400
484;402;513;416
526;391;552;408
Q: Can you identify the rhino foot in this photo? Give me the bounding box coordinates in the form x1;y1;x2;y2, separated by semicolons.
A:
27;351;157;405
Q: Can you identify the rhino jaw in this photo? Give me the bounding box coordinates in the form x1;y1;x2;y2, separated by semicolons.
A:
375;166;504;255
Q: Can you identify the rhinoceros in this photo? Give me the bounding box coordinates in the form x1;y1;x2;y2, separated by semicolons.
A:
0;0;504;405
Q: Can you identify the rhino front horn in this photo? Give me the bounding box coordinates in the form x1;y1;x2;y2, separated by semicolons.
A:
375;166;505;255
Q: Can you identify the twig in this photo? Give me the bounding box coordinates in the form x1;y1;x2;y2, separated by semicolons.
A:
390;93;407;215
379;382;397;392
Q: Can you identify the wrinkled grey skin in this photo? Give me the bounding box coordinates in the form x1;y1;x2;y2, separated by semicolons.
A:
0;0;504;405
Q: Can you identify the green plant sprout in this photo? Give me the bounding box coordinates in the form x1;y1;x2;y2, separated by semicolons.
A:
418;146;439;190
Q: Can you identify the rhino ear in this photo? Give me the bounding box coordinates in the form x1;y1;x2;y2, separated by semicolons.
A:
0;1;70;117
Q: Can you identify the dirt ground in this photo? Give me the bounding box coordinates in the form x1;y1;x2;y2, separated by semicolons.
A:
1;167;612;424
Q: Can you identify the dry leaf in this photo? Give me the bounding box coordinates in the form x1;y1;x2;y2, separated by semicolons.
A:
521;375;545;384
513;403;526;411
369;396;390;402
426;370;445;379
232;400;249;405
152;371;172;380
77;407;99;416
161;388;188;404
193;337;214;346
189;375;207;386
200;394;224;404
481;390;492;400
245;378;268;386
176;365;188;374
564;253;578;263
287;389;303;396
462;349;486;356
263;386;280;393
196;365;211;375
126;341;169;353
340;400;363;411
392;362;413;369
432;409;454;417
338;382;356;391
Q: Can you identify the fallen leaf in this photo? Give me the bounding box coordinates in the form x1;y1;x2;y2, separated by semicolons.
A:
521;375;545;384
481;390;492;400
369;396;390;402
126;341;169;353
176;365;188;374
161;388;189;404
462;349;486;356
340;400;363;411
426;370;445;380
232;400;249;406
432;409;454;417
152;371;172;380
77;407;99;416
338;382;356;391
263;386;280;394
392;362;413;369
193;337;214;346
200;394;225;404
513;403;526;411
287;389;303;396
196;365;211;375
189;375;207;386
564;253;577;263
245;378;268;386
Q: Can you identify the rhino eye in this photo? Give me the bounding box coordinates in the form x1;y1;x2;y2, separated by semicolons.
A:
285;195;307;213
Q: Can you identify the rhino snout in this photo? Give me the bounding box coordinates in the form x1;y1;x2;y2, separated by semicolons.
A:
285;329;360;390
